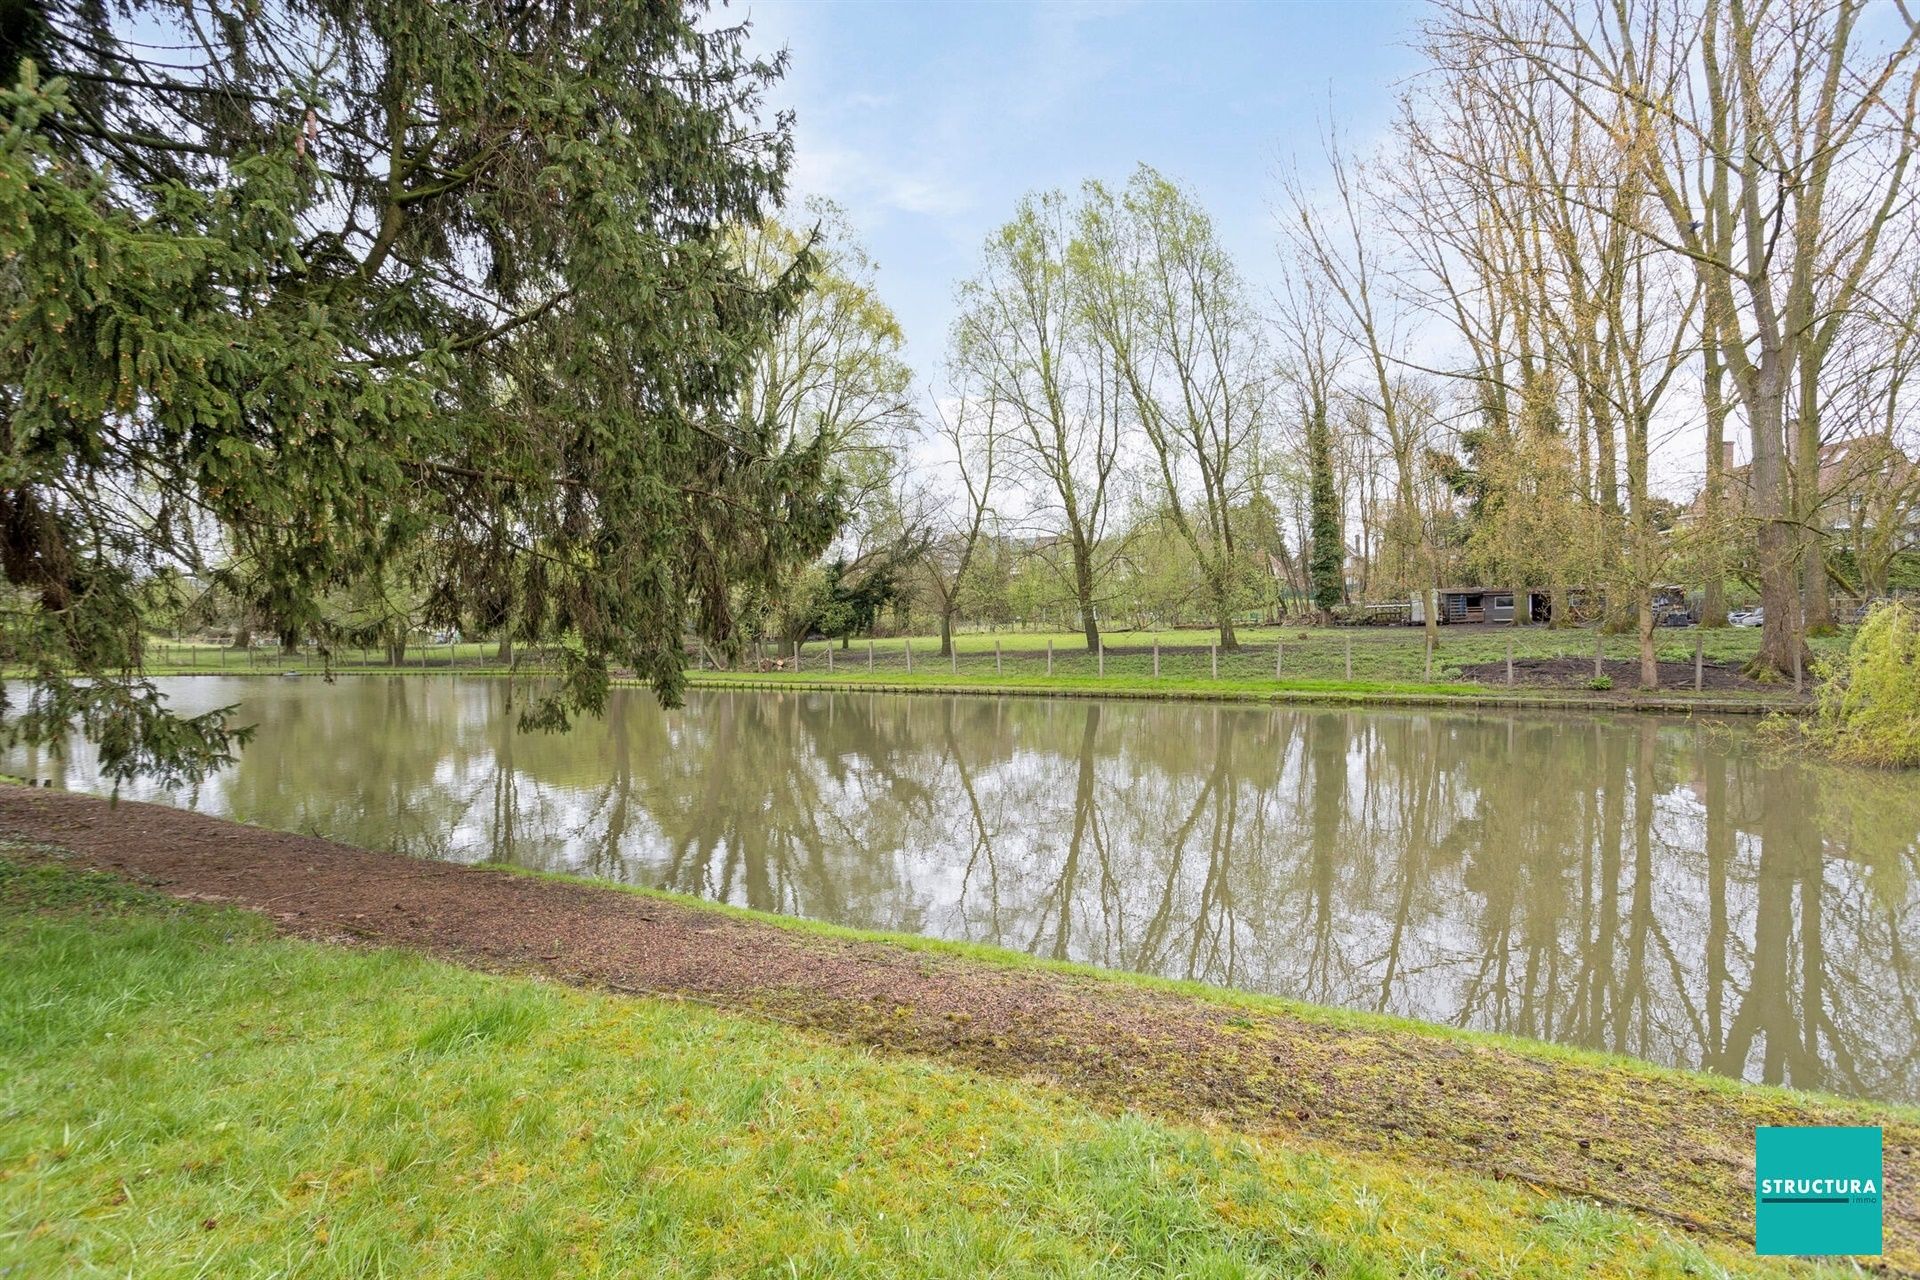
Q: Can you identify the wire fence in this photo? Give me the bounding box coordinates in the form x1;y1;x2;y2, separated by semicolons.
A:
142;626;1812;694
698;629;1808;694
142;640;568;672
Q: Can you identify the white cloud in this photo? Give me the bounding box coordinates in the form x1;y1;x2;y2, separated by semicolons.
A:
790;142;972;221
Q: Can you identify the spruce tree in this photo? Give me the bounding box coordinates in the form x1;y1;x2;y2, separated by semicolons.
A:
1;0;836;779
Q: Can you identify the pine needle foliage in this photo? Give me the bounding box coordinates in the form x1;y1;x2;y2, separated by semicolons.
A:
0;0;838;779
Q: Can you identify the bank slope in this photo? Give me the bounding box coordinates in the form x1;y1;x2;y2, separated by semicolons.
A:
0;787;1912;1275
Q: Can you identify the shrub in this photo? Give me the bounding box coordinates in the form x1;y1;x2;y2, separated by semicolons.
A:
1797;602;1920;768
1586;675;1613;691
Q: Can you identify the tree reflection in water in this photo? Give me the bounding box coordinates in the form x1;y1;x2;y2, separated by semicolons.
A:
19;676;1920;1104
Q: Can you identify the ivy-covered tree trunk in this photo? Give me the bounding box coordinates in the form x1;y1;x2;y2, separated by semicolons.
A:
1306;397;1344;623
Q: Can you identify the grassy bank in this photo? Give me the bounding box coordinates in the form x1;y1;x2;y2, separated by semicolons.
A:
720;621;1850;677
0;854;1861;1278
114;623;1838;713
680;667;1796;714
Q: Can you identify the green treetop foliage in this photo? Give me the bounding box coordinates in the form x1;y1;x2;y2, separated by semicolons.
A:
0;0;840;781
729;202;923;644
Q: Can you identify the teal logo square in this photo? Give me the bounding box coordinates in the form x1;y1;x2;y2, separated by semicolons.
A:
1755;1126;1882;1256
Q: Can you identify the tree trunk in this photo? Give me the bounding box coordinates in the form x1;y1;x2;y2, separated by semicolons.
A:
387;639;407;667
230;624;251;651
495;633;513;663
939;608;955;659
1700;340;1730;627
1795;398;1834;634
1637;587;1657;690
1861;550;1889;601
1799;538;1832;633
1071;538;1100;652
1747;366;1809;679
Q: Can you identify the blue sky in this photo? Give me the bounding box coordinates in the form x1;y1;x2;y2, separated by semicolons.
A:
742;0;1427;375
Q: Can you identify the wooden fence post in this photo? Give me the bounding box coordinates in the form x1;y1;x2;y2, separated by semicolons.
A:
1275;641;1282;679
1099;642;1105;677
904;639;912;674
995;640;1002;674
1345;636;1352;680
1153;641;1159;678
1506;635;1514;686
868;640;874;671
1424;635;1433;682
1210;643;1217;679
1047;639;1053;676
1694;632;1703;692
950;642;956;674
827;645;833;674
1594;630;1604;680
1794;647;1803;694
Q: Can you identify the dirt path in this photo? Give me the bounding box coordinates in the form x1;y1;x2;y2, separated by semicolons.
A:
1;785;1911;1271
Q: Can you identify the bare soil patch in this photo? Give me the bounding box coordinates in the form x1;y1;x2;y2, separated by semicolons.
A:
0;785;1910;1271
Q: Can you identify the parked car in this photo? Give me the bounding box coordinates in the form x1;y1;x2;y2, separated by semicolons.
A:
1729;607;1764;627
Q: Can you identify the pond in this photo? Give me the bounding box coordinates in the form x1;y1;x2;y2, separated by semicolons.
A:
11;675;1919;1104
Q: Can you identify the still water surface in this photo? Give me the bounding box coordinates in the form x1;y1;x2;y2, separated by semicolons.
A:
12;676;1920;1103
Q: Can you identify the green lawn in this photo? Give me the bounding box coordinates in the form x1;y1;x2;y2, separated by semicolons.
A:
121;627;1842;707
677;624;1838;708
699;623;1844;696
0;854;1841;1279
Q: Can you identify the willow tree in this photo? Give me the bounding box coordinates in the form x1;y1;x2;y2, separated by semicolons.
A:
1;0;837;780
954;192;1124;653
733;203;918;650
1076;168;1270;649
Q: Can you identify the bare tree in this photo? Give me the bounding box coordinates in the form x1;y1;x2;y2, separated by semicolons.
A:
919;396;1001;656
1443;0;1920;676
1274;261;1353;623
956;192;1126;651
1282;135;1447;644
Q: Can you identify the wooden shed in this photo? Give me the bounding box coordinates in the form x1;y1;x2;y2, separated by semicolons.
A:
1412;588;1554;625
